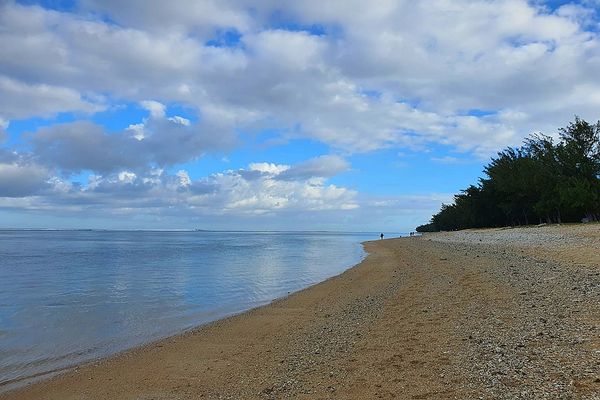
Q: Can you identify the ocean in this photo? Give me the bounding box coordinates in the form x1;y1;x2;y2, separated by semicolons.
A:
0;230;394;389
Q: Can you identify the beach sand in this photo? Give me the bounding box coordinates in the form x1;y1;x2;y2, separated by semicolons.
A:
2;224;600;399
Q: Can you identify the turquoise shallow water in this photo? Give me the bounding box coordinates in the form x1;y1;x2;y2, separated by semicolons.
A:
0;230;398;387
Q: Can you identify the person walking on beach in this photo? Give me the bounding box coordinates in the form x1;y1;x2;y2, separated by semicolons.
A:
380;233;384;240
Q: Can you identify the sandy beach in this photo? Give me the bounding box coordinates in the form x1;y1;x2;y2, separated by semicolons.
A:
2;224;600;399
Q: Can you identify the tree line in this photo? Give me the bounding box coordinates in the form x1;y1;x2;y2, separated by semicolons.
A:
416;117;600;232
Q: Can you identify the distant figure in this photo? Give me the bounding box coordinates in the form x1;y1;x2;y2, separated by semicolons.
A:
380;233;384;240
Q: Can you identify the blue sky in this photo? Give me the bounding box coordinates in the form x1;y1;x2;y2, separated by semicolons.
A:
1;0;600;231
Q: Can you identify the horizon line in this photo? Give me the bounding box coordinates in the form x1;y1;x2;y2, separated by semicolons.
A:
0;228;408;234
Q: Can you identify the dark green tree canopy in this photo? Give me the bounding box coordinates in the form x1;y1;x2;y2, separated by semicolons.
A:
416;117;600;232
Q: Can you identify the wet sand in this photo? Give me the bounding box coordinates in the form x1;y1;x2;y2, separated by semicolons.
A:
2;224;600;399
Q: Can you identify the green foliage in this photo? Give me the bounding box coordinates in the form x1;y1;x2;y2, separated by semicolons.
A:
415;223;436;232
419;117;600;231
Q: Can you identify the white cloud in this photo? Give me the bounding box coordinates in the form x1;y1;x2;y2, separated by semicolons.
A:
140;100;166;118
79;0;252;36
248;162;290;175
118;171;137;184
0;162;51;197
0;76;101;119
168;116;191;126
198;162;357;214
29;110;235;173
276;155;350;180
431;156;465;165
176;170;191;187
0;159;357;215
4;0;600;156
0;157;449;230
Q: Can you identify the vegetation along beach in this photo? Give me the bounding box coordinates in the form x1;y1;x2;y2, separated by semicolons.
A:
3;224;600;399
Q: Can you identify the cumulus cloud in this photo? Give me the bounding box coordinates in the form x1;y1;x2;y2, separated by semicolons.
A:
0;162;51;197
0;2;204;103
29;103;236;174
32;121;136;173
3;0;600;156
0;76;101;119
0;150;446;230
79;0;252;35
0;158;357;215
276;155;350;181
140;100;166;118
193;164;357;214
430;156;468;165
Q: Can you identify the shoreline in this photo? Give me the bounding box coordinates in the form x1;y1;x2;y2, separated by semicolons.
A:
2;239;383;399
0;242;370;395
2;226;600;399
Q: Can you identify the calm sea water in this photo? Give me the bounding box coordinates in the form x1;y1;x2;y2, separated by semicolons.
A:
0;230;393;388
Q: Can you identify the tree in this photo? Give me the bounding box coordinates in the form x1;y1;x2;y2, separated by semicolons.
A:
524;134;562;223
416;117;600;231
556;117;600;221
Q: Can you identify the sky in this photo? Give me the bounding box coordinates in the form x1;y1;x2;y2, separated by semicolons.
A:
1;0;600;231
